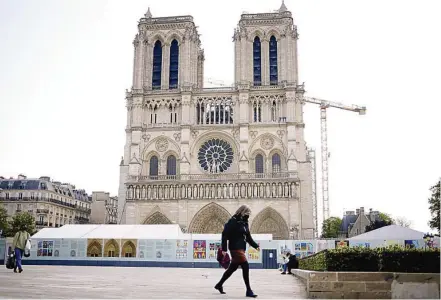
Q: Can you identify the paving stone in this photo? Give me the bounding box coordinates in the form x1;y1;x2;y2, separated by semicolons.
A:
0;266;307;299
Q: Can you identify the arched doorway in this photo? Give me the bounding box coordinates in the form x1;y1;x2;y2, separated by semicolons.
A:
188;202;231;233
143;211;173;224
250;207;289;240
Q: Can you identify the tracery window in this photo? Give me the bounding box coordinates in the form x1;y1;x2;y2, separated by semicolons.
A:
255;154;264;174
169;104;177;124
198;139;233;173
152;40;162;89
253;36;262;86
150;105;158;124
253;101;262;122
196;97;234;125
272;153;281;173
166;155;177;177
169;39;179;89
269;36;278;85
149;156;159;178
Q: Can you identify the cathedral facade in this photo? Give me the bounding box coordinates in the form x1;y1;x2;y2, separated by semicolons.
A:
118;2;315;239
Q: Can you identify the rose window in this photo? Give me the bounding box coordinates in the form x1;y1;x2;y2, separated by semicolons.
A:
198;139;234;173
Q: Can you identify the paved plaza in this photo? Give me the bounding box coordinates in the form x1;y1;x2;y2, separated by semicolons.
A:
0;266;307;299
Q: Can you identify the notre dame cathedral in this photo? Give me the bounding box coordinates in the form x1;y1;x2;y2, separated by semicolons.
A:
118;2;315;239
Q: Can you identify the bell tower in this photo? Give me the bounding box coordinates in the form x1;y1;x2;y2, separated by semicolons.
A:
131;8;204;91
233;1;299;86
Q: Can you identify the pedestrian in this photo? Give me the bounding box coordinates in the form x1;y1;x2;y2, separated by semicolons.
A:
12;226;30;273
281;251;298;275
214;205;259;298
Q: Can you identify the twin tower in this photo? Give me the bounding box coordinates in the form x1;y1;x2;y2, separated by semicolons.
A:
131;2;299;91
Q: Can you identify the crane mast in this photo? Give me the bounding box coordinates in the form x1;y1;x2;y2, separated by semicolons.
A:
307;148;318;238
301;96;366;224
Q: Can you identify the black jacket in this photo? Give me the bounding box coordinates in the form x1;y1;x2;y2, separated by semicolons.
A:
221;216;259;252
287;254;298;268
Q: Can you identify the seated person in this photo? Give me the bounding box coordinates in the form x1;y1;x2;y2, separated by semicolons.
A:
281;252;298;274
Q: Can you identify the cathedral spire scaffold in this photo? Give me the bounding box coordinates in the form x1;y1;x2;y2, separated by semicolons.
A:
145;7;152;18
279;0;288;12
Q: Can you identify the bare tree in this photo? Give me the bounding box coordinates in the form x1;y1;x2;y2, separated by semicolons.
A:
395;217;412;228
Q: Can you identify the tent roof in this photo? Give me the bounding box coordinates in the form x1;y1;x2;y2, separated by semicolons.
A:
31;225;273;240
32;224;185;239
349;225;426;240
184;233;273;240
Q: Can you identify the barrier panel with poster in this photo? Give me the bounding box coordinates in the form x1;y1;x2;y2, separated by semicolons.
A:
21;237;439;267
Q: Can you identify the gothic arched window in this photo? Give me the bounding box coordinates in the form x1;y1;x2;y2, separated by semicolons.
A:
149;156;159;178
271;101;277;122
253;36;262;86
269;36;278;85
169;39;179;89
255;154;264;174
151;104;158;124
272;153;281;173
152;40;162;90
166;155;177;176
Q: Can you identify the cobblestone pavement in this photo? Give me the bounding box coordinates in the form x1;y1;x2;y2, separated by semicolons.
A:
0;266;307;299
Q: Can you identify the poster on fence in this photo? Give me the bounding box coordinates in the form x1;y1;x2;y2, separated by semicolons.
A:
248;243;260;261
208;242;221;259
350;241;370;248
37;240;54;257
193;240;206;259
335;240;349;249
176;240;189;259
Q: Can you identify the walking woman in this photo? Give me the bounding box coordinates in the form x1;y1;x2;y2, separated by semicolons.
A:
215;205;259;298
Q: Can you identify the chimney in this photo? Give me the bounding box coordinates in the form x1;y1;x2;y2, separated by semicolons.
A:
360;207;365;215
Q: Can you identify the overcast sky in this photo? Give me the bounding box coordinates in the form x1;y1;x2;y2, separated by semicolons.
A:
0;0;440;233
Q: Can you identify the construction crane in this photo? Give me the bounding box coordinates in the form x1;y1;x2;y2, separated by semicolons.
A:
205;78;232;87
301;96;366;223
307;148;318;238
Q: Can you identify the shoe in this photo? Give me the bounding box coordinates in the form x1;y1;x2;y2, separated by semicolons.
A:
287;272;293;274
246;290;258;298
215;284;226;294
19;269;23;273
13;269;17;273
281;272;286;275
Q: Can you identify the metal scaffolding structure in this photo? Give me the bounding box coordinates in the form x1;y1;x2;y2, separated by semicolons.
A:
301;96;366;223
307;148;318;238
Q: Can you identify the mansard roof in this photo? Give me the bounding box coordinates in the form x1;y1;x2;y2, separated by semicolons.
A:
0;177;90;201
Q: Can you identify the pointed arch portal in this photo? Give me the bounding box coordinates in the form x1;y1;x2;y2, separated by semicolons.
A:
143;211;173;225
251;207;289;240
188;202;231;234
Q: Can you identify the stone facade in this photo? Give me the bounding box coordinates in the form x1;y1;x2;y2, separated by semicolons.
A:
0;175;92;230
90;192;118;224
118;3;314;239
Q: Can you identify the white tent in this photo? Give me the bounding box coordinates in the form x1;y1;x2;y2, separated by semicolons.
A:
349;225;426;240
31;224;273;240
32;224;186;240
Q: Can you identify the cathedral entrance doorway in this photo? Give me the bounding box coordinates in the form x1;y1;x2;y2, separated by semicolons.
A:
188;202;231;233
